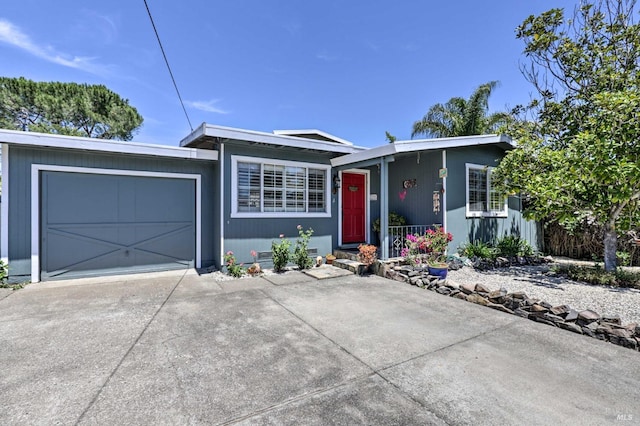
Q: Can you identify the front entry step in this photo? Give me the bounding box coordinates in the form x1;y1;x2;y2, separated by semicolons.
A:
333;258;365;275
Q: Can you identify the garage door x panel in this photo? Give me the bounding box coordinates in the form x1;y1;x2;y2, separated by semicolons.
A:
41;172;196;279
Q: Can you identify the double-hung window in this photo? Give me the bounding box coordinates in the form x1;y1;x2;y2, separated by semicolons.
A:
232;155;330;217
465;163;507;217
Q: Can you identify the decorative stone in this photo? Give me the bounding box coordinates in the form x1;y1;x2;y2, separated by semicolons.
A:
578;310;600;322
444;281;460;290
531;304;549;313
510;291;527;300
601;314;621;325
582;327;596;338
565;310;579;322
539;301;553;309
488;288;507;303
436;287;451;295
608;328;633;339
467;293;488;306
247;263;262;275
408;270;420;277
558;322;583;334
582;322;598;333
487;303;514;315
514;308;529;319
393;274;406;283
409;277;421;286
550;305;571;317
595;324;613;336
543;313;565;324
475;283;491;294
461;282;476;294
454;292;467;300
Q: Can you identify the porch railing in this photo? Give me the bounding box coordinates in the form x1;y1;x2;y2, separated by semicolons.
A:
387;224;442;259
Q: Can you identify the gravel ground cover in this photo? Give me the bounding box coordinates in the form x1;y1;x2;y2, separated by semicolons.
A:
448;265;640;325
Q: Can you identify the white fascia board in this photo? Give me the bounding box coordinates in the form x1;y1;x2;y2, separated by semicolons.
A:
182;124;359;154
0;129;218;161
330;144;397;167
330;134;513;167
394;134;514;152
273;129;354;146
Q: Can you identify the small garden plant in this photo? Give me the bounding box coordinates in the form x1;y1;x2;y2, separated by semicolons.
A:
458;235;535;260
271;234;291;272
553;264;640;290
223;251;245;278
402;226;453;266
357;244;378;266
293;225;314;270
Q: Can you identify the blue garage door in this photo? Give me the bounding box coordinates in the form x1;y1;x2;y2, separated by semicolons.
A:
41;171;196;280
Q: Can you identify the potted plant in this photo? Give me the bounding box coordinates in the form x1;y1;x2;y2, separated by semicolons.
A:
402;227;453;278
427;261;449;279
325;253;336;265
372;212;406;233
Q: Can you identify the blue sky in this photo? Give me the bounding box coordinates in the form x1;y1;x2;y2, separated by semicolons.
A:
1;0;577;147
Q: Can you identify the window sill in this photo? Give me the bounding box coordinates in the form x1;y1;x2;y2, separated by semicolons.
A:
466;212;508;219
231;212;332;219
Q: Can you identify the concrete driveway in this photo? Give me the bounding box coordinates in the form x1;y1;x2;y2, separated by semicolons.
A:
1;269;638;425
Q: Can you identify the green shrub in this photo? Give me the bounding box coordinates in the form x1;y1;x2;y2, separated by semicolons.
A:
272;234;291;272
458;240;495;259
552;264;640;289
496;235;534;257
0;260;7;283
293;225;314;270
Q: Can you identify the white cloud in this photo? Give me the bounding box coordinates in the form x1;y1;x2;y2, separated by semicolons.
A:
0;18;111;75
185;99;229;114
316;50;338;62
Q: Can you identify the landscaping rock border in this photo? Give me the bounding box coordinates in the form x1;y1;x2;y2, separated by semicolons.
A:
380;263;640;352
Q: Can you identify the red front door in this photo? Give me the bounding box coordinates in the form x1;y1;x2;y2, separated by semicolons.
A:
342;173;366;244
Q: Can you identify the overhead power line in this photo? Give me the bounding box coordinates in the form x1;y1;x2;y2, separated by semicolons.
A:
143;0;193;131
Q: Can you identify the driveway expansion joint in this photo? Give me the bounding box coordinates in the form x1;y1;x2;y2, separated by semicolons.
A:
73;269;189;425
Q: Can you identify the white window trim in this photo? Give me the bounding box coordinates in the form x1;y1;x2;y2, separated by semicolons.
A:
230;155;331;218
31;164;202;283
465;163;507;218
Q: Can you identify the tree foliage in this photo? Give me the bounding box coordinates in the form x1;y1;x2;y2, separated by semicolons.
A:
0;77;143;140
493;0;640;271
411;81;510;138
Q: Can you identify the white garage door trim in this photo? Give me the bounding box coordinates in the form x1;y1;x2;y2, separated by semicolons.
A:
31;164;202;283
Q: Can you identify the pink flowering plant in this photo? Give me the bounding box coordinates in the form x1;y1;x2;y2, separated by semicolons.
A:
224;251;245;278
402;226;453;266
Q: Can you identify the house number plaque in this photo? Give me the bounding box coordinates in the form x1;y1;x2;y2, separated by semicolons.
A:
348;186;358;192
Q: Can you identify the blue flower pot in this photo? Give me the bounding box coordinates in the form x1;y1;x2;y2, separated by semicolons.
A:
427;265;448;279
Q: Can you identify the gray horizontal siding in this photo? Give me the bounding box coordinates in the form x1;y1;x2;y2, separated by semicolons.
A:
6;145;217;280
221;142;340;266
446;146;541;252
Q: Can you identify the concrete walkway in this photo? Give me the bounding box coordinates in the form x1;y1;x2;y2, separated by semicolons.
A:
1;268;638;425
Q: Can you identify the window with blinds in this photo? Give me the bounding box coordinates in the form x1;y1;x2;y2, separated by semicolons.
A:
232;156;330;217
465;163;507;217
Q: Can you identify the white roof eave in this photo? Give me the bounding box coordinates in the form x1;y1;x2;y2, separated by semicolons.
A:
0;129;218;161
331;134;513;167
181;124;360;154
